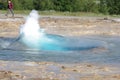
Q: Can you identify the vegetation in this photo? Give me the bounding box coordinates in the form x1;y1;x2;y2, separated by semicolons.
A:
0;0;120;15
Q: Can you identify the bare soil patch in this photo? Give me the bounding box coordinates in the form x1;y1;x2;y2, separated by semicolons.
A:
0;15;120;37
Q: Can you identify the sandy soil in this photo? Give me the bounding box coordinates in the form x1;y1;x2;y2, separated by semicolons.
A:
0;61;120;80
0;15;120;37
0;14;120;80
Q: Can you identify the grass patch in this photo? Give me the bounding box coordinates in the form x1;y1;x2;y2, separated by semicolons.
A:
1;10;120;18
39;10;106;17
0;10;31;15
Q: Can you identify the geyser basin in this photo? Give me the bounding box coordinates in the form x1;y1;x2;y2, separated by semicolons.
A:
20;34;107;51
0;36;120;66
0;10;120;65
19;10;107;51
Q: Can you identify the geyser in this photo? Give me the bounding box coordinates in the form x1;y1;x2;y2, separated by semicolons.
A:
19;10;106;51
20;10;66;51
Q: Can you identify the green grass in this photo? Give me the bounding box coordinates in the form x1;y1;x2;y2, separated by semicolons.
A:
0;10;31;15
39;11;106;17
1;10;120;18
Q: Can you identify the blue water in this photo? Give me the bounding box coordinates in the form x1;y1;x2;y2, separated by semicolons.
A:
0;35;120;66
20;33;106;51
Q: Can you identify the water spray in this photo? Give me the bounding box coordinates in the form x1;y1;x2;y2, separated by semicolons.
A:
18;10;108;51
20;10;66;51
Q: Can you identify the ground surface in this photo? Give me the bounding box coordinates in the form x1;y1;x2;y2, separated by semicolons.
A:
0;14;120;80
0;14;120;37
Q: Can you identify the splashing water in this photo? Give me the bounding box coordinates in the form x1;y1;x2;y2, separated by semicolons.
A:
20;10;66;51
19;10;106;51
0;10;120;67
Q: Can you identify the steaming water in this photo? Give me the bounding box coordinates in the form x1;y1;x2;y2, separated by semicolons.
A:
19;10;107;51
0;36;120;66
0;10;120;66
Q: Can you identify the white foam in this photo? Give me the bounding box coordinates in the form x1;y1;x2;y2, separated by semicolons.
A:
20;10;44;40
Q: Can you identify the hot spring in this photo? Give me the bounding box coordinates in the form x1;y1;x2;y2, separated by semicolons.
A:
18;10;107;51
0;10;120;66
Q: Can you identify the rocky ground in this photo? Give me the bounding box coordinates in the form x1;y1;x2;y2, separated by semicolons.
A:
0;61;120;80
0;14;120;80
0;15;120;37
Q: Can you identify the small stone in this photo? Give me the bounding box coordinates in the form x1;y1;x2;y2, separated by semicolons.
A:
8;71;12;74
15;75;20;77
86;64;92;67
73;69;77;72
61;66;66;69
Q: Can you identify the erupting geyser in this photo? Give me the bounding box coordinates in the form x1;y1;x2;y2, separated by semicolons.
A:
20;10;66;51
19;10;106;51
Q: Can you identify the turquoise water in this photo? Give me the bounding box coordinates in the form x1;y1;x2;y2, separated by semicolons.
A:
20;33;105;51
0;35;120;66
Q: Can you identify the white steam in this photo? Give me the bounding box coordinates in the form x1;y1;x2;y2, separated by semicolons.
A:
20;10;51;49
20;10;44;39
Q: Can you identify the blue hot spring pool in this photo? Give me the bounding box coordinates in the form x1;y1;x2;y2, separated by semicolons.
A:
0;35;120;66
